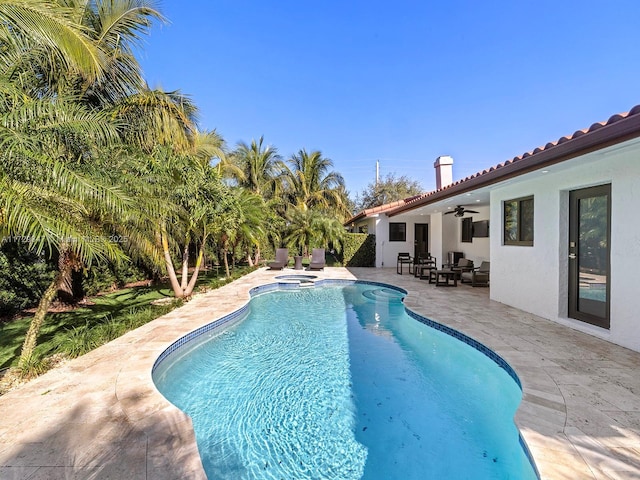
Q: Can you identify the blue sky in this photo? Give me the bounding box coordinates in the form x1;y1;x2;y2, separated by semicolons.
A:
138;1;640;197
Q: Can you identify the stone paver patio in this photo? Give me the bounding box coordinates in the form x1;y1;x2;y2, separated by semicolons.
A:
1;267;639;479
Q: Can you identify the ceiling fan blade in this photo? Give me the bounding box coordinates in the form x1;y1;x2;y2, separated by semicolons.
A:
444;211;455;214
466;210;479;214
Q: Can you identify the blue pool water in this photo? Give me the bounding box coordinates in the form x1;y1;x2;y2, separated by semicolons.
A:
153;282;538;479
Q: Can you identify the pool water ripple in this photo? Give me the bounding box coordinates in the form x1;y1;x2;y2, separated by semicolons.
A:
153;283;538;479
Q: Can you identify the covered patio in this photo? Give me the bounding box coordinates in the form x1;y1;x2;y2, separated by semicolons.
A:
0;267;638;479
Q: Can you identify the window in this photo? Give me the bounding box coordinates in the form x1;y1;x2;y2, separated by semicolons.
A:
461;217;473;243
389;222;406;242
503;196;534;245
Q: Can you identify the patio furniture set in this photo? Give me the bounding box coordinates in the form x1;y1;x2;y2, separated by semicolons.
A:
267;248;325;271
397;252;490;287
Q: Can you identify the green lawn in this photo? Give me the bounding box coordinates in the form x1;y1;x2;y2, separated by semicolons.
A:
0;266;256;370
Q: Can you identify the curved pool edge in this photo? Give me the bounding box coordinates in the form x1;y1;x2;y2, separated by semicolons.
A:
115;269;363;479
150;273;540;479
402;304;540;479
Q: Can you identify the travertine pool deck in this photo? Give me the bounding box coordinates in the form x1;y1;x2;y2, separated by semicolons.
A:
1;267;639;479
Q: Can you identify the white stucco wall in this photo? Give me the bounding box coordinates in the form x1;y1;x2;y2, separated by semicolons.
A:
490;138;640;352
374;215;434;268
443;206;490;266
430;213;443;269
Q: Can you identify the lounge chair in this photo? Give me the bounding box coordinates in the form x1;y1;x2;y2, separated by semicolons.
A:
461;261;490;287
451;258;474;279
268;248;289;270
308;248;326;270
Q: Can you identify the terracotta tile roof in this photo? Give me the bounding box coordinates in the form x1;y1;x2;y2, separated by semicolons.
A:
345;195;422;225
384;104;640;217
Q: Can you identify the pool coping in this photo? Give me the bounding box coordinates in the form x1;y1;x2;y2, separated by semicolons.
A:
1;267;639;479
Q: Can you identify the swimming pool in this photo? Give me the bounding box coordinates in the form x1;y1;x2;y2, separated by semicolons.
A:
153;281;538;479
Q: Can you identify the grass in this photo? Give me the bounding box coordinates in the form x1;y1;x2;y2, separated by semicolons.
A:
0;265;257;372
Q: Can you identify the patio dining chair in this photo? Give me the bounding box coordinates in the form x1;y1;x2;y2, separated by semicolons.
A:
414;253;437;279
397;252;413;274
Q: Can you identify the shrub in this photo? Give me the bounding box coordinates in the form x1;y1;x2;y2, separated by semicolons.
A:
340;234;376;267
0;242;56;317
17;354;51;380
58;323;98;358
82;261;152;296
93;317;126;344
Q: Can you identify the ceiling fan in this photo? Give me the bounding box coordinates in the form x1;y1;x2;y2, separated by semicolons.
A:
444;205;479;217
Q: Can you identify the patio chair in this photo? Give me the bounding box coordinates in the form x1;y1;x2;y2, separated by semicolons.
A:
308;248;325;270
461;261;490;287
414;253;437;279
268;248;289;270
397;252;413;274
451;258;474;279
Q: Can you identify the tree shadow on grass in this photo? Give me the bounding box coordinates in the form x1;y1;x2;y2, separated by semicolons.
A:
0;284;176;370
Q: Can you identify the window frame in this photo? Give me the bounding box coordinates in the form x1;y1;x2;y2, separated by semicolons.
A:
503;195;534;246
389;222;407;242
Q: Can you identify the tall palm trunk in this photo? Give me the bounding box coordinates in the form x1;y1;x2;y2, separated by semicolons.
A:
160;223;205;298
19;245;73;366
180;234;190;290
183;244;205;297
160;222;184;297
222;238;231;278
223;253;230;277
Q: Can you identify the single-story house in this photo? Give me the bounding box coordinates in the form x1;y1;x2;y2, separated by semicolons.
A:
345;105;640;354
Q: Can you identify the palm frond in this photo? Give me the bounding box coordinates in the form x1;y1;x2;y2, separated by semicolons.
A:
0;0;107;81
0;177;125;265
111;88;198;152
92;0;165;54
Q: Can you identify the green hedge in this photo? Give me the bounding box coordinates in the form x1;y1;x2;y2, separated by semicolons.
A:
341;233;375;267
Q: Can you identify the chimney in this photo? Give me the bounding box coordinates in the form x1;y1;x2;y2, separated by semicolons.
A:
434;155;453;190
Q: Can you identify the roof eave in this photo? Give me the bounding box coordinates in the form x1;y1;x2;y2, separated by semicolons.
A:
344;211;366;226
387;110;640;217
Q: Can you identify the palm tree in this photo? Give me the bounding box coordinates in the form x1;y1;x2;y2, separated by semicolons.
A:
281;149;350;220
0;0;168;368
195;129;237;178
230;188;268;266
0;89;130;367
124;141;227;298
73;0;164;106
231;136;283;198
0;0;108;84
282;205;345;258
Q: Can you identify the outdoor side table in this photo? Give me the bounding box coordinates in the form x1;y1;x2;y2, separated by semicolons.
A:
434;269;457;287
